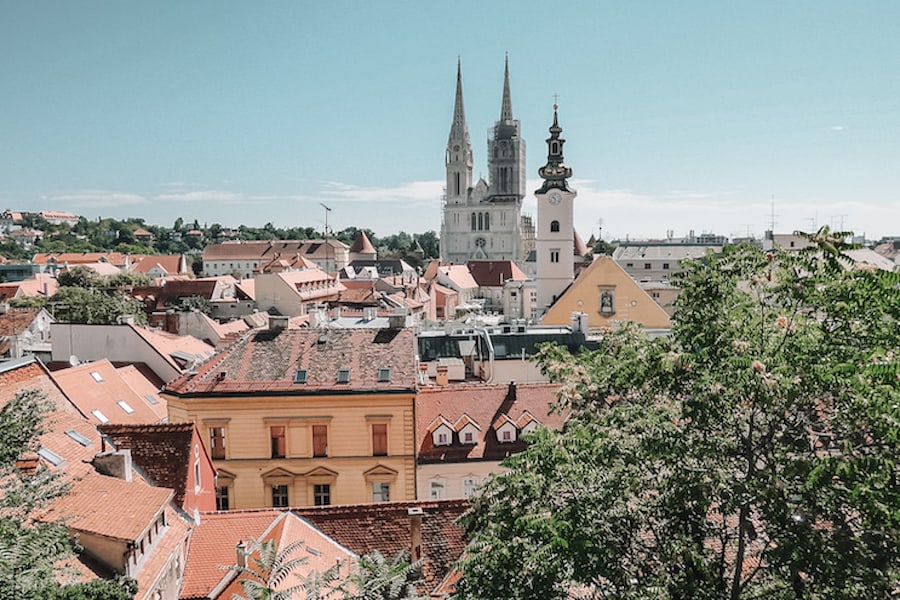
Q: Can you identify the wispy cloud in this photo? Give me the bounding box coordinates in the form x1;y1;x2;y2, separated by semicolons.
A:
320;180;443;207
155;190;248;203
830;125;845;131
43;190;147;208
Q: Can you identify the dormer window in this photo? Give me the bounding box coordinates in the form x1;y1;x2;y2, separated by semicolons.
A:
293;369;308;384
501;429;512;442
463;431;475;444
377;368;391;383
438;432;449;445
336;369;350;384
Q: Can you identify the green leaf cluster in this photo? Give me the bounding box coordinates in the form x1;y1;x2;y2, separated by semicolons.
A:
456;230;900;600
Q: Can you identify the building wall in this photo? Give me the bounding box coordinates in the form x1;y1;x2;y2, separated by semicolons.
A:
166;391;417;509
417;461;499;500
51;324;182;382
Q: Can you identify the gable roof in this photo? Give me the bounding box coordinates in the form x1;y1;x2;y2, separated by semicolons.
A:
129;325;216;371
465;260;529;287
164;327;417;396
543;255;672;330
130;254;186;275
0;273;58;301
416;382;565;462
0;307;42;337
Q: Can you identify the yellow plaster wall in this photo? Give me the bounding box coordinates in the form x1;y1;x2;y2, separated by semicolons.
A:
542;255;672;330
164;392;417;509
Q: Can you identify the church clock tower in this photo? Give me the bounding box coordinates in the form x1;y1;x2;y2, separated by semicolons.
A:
535;104;576;313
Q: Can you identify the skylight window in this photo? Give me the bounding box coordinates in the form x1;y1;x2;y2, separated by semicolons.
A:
293;369;308;384
65;429;91;447
90;371;104;383
377;368;391;383
91;409;109;423
117;400;135;414
38;447;64;466
336;369;350;384
144;394;159;405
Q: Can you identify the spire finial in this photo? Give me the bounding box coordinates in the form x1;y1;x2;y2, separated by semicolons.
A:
500;54;513;122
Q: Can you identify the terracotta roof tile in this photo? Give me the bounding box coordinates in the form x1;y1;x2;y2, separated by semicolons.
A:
295;499;469;595
40;470;172;541
0;307;41;336
51;359;165;425
186;511;356;599
465;260;528;287
416;382;566;462
349;231;377;254
165;327;417;395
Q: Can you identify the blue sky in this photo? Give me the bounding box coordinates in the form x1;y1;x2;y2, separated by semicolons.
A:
2;1;898;241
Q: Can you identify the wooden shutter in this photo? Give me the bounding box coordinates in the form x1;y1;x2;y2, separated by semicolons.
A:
372;423;387;456
312;425;328;457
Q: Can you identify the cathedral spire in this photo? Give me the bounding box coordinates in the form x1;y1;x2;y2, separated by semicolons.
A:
500;53;513;122
449;57;470;145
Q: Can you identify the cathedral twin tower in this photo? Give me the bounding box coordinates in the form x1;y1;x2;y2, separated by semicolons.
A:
439;57;577;311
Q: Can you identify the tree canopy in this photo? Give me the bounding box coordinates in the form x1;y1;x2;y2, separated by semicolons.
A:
455;230;900;600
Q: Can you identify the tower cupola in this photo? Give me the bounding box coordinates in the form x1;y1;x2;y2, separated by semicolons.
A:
537;104;573;194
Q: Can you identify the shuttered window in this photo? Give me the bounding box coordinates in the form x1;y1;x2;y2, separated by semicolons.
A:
312;425;328;457
372;424;388;456
270;426;286;458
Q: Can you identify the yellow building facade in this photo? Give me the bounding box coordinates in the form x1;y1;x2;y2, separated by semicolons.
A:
541;255;672;331
164;326;418;510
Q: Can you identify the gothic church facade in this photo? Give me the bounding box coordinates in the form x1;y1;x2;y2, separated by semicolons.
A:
439;58;534;265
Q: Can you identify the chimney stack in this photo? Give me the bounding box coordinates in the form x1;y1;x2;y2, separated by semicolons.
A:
236;540;248;568
92;449;133;482
407;507;423;562
435;365;449;387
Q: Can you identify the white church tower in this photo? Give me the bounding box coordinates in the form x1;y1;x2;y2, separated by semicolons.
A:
535;104;576;312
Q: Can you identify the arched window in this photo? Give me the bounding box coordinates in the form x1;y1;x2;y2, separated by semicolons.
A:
484;212;490;231
478;213;483;231
471;213;477;231
550;220;560;232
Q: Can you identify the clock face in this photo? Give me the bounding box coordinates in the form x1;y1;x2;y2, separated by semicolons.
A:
548;192;561;205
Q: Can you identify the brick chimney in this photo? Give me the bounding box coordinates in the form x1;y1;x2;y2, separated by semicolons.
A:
408;507;423;562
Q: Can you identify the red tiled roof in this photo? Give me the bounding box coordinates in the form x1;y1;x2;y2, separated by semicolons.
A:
51;359;165;426
97;423;195;507
295;499;469;596
0;307;40;336
465;260;528;287
164;327;417;396
184;511;356;600
203;240;348;261
115;364;168;421
131;254;185;275
32;252;130;267
181;511;277;598
416;382;566;462
0;359;100;479
40;471;172;541
349;231;377;254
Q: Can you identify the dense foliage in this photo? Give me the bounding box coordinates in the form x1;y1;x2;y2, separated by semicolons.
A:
456;230;900;599
0;391;70;600
0;214;440;263
49;266;149;325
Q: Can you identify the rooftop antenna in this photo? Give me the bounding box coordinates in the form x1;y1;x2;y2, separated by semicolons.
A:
830;214;848;231
320;202;332;272
769;194;778;232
